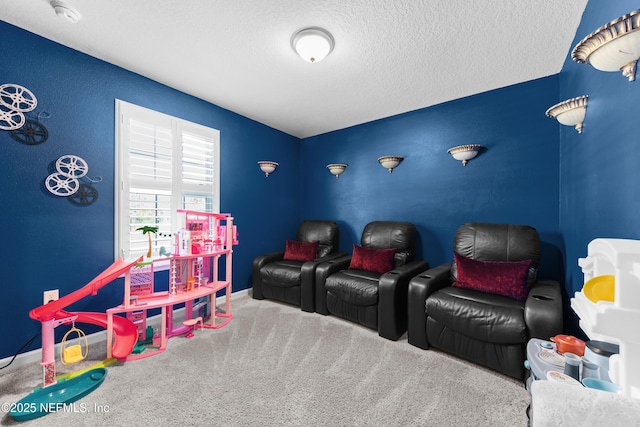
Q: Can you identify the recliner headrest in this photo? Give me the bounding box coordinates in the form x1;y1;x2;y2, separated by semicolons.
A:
361;221;416;267
451;222;540;284
297;220;339;258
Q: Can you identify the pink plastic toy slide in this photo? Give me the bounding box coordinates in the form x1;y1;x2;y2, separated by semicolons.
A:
57;311;138;359
29;257;142;322
28;257;142;386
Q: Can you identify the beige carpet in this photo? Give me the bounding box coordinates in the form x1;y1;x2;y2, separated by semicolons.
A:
1;294;529;426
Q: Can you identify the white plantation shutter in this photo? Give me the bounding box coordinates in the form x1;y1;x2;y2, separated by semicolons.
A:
181;130;215;189
115;100;220;261
129;119;173;190
181;127;216;214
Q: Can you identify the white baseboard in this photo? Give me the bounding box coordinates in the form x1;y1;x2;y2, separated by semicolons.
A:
0;289;249;372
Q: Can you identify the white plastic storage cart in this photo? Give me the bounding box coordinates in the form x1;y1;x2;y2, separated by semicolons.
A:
571;238;640;398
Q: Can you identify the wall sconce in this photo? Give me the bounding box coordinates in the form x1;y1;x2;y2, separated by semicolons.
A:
257;161;278;177
291;27;335;63
545;95;588;133
377;156;403;173
326;163;348;179
572;10;640;81
447;145;483;166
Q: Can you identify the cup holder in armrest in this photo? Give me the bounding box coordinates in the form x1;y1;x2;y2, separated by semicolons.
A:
531;294;553;301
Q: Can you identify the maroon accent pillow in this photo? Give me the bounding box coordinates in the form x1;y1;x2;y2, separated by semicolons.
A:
452;253;532;301
349;244;397;275
283;240;319;261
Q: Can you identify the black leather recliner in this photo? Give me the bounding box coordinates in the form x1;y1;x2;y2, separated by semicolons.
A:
315;221;429;340
252;220;345;312
407;222;563;380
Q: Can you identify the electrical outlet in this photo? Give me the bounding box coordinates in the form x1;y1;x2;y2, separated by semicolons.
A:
43;289;59;305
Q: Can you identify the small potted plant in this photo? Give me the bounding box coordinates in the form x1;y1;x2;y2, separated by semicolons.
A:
136;225;159;258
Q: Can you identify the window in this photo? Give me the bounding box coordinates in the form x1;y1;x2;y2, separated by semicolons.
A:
115;100;220;262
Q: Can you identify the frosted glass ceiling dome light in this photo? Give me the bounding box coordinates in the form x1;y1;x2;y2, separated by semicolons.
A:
447;145;483;166
545;95;588;134
572;10;640;81
50;1;81;23
377;156;403;173
257;161;278;177
327;163;347;179
292;27;335;63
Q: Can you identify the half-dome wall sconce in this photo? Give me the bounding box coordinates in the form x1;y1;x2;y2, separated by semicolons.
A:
257;161;278;177
377;156;403;173
572;10;640;81
447;145;484;166
545;95;588;133
327;163;348;178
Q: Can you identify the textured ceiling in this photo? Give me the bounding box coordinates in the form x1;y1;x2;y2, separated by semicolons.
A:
1;0;587;138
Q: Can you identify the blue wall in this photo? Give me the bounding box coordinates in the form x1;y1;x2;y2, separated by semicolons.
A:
300;77;562;280
558;1;640;335
0;21;301;359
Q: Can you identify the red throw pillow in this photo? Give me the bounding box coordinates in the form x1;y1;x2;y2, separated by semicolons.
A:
349;244;397;275
283;240;319;261
452;252;532;301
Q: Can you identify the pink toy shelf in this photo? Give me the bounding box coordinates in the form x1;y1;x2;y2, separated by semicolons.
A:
106;210;238;360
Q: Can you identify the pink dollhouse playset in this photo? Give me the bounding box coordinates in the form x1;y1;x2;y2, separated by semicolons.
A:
11;210;237;421
107;210;237;360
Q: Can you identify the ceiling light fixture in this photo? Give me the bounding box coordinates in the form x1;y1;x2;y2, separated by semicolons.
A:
50;1;81;23
545;95;588;133
291;27;335;63
572;10;640;81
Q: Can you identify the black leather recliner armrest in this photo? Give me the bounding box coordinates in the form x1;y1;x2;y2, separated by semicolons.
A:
251;251;285;299
300;251;348;312
378;260;429;341
525;279;563;340
314;255;352;314
407;263;452;349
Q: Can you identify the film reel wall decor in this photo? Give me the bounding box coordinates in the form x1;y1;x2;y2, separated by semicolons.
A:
0;83;37;131
10;113;50;145
44;154;101;207
4;84;98;206
0;83;49;145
